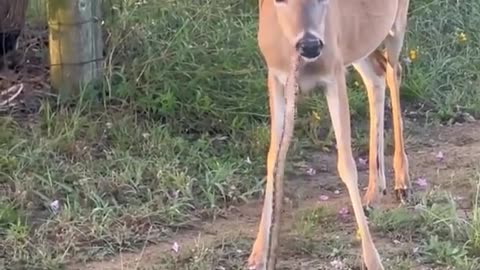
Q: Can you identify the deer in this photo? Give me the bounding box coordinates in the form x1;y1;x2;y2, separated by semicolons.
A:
248;0;411;269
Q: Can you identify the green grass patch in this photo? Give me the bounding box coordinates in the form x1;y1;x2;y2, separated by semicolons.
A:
371;186;480;269
0;103;264;268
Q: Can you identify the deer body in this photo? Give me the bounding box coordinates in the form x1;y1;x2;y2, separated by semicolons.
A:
249;0;411;269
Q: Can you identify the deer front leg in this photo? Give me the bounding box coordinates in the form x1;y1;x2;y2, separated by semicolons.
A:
353;54;387;208
325;64;384;270
248;72;288;270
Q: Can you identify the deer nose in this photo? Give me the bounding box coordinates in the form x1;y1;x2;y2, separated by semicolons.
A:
296;38;323;59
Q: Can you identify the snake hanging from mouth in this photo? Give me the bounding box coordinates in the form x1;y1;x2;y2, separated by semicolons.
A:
265;54;301;270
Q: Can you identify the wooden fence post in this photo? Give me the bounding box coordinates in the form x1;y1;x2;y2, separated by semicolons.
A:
47;0;103;101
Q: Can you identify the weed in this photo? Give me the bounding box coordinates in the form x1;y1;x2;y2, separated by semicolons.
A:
370;207;423;235
422;235;468;267
294;206;335;238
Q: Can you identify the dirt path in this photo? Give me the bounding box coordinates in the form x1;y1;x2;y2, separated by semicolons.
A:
70;121;480;270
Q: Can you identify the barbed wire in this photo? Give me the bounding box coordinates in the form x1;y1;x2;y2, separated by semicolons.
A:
47;17;102;27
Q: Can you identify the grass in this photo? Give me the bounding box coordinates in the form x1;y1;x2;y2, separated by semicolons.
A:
0;0;480;269
0;103;265;268
404;0;480;122
369;188;480;269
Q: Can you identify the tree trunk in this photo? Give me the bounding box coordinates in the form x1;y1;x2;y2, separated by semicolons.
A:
0;0;28;56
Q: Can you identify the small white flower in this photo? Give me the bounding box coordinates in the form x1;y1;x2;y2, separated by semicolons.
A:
319;195;329;201
330;259;345;269
435;151;444;161
358;157;368;166
306;167;316;176
338;207;349;216
50;200;60;214
171;242;179;253
415;177;428;188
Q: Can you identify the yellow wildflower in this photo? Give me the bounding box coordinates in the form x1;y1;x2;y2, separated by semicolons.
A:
408;49;417;61
457;32;467;43
356;228;362;241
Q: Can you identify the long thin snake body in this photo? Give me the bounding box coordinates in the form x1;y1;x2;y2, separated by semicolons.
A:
265;55;301;270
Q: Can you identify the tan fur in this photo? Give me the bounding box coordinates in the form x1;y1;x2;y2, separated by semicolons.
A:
249;0;411;269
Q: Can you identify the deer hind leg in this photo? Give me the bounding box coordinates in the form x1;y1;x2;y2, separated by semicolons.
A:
326;63;384;270
353;51;387;208
385;0;411;202
249;72;286;270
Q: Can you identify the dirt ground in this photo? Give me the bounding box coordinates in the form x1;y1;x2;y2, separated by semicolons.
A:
65;120;480;270
0;24;49;116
